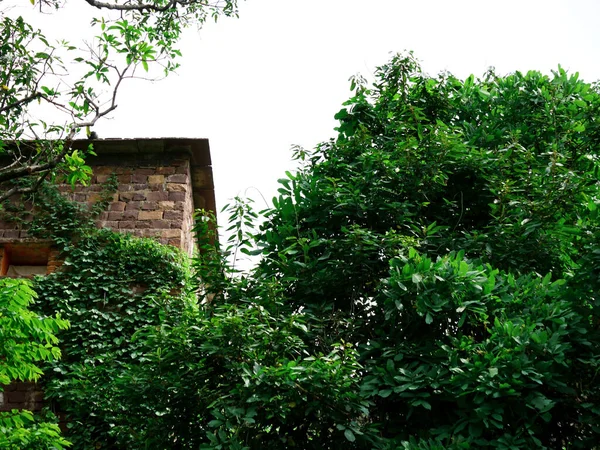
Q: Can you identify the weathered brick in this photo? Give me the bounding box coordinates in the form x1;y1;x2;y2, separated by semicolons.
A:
166;183;186;192
166;174;188;183
138;210;163;220
136;168;156;175
119;210;135;220
149;220;170;229
148;175;165;184
170;219;183;229
132;174;148;183
132;193;147;201
159;201;175;210
110;202;126;211
118;184;133;192
141;202;158;211
119;221;136;229
164;210;184;220
161;230;180;238
169;192;186;202
117;174;131;183
146;191;169;202
156;166;176;175
125;201;141;211
108;212;124;221
168;238;181;246
119;192;135;202
175;163;189;174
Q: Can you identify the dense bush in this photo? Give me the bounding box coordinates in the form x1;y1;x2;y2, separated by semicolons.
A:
34;230;193;449
19;52;600;448
246;53;600;448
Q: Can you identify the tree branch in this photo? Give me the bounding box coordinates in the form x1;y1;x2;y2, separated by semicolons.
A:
0;92;44;115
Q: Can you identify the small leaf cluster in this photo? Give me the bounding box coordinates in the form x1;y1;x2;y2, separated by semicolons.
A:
0;278;70;449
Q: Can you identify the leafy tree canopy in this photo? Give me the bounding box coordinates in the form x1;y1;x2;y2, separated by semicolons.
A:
0;0;238;201
11;52;600;449
242;52;600;448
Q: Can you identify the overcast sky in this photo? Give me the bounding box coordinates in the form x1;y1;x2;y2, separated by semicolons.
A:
7;0;600;228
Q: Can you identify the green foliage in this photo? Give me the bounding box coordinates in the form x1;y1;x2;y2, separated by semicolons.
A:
33;229;193;448
7;52;600;448
0;278;70;449
0;410;70;450
248;53;600;447
96;53;600;448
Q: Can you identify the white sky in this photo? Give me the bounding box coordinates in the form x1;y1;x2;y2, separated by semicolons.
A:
5;0;600;229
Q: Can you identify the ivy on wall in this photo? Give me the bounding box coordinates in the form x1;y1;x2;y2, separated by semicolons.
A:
1;180;195;449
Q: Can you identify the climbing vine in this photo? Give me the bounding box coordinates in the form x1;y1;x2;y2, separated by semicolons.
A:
1;180;194;448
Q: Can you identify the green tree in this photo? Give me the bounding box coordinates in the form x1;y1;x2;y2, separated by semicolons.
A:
249;53;600;447
0;277;70;449
0;0;238;201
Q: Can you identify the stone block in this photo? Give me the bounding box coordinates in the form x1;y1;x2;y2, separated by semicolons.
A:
138;211;163;220
132;174;148;183
125;201;141;211
148;183;164;192
166;174;188;184
170;219;183;229
119;221;136;229
164;210;184;221
133;193;147;201
161;229;180;238
108;212;124;221
117;174;131;183
94;166;114;175
119;192;135;202
141;202;158;211
166;183;187;192
136;168;156;175
148;175;165;184
149;220;170;229
88;193;103;203
159;201;175;210
156;166;176;175
118;184;133;192
146;191;169;202
169;192;186;202
122;210;138;220
110;202;126;211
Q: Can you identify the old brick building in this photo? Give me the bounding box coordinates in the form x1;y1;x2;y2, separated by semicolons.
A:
0;138;215;278
0;138;216;411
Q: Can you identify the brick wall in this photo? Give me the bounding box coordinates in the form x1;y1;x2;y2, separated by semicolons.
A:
0;382;44;412
0;138;216;256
